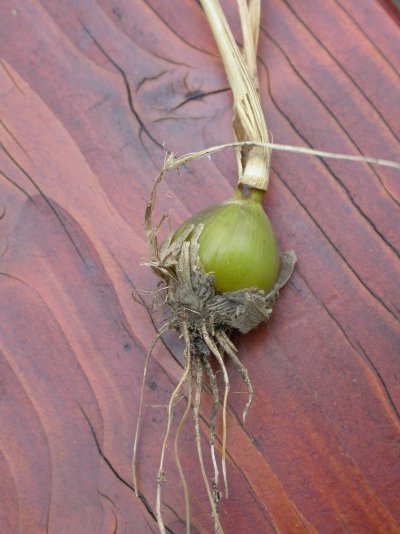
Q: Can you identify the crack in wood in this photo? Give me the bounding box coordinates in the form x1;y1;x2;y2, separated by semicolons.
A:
78;403;175;533
0;143;86;264
81;24;164;152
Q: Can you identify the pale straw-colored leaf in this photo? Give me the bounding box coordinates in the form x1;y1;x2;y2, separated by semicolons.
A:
200;0;270;189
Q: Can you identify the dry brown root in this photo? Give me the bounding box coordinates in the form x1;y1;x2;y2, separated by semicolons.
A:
201;322;230;498
173;378;192;534
132;323;172;496
156;323;192;534
193;356;224;534
216;331;253;424
202;355;220;492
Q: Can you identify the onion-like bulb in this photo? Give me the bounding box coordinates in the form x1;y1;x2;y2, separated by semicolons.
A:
174;186;279;293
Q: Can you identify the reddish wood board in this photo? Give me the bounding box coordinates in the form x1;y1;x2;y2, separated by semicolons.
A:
0;1;399;533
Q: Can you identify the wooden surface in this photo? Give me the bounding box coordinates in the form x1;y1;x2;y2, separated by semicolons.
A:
0;1;399;533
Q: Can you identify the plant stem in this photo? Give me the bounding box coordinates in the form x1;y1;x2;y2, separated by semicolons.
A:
199;0;270;190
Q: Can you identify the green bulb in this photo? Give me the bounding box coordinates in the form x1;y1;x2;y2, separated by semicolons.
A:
174;187;279;293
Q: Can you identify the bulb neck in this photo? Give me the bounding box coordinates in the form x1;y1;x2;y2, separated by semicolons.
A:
233;185;265;203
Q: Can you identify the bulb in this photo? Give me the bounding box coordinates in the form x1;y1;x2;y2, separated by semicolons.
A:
174;186;279;293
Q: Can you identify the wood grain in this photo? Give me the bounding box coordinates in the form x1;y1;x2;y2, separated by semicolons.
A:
0;1;399;533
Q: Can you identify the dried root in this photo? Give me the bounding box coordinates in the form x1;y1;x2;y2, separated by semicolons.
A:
132;163;296;534
201;322;230;498
202;355;220;490
193;354;223;533
173;371;192;534
156;324;191;534
132;323;171;496
217;330;253;425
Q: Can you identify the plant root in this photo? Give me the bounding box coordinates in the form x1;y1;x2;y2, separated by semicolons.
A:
156;322;191;534
193;355;224;533
132;323;172;496
173;371;192;534
202;322;230;498
216;330;253;425
202;355;220;490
